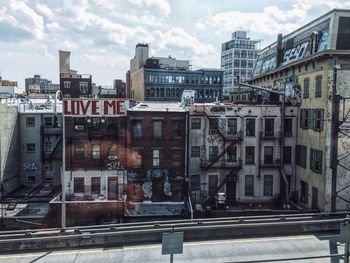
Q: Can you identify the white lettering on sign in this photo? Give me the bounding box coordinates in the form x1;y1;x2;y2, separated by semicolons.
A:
282;42;309;65
63;99;127;116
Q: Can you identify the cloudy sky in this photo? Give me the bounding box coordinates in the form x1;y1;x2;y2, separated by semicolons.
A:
0;0;348;88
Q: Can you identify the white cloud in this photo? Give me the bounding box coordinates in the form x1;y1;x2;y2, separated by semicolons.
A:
129;0;171;16
35;3;56;21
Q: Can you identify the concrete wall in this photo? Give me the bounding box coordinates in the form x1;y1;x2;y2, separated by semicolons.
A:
0;103;20;193
130;68;145;101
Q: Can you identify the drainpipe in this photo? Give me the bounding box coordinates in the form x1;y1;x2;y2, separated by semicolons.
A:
280;95;289;200
185;110;189;196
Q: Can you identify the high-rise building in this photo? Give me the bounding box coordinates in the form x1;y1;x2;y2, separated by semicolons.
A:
128;44;224;102
25;74;59;94
221;31;260;94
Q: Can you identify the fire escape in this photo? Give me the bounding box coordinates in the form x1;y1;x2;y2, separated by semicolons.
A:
40;122;62;185
200;105;243;205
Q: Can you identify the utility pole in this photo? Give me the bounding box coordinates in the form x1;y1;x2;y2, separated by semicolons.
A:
330;56;340;212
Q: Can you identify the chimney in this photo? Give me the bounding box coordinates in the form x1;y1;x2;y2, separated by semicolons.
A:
276;34;283;67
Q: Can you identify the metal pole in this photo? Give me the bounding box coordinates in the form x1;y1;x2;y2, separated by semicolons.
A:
345;242;350;263
330;57;339;212
0;183;3;229
170;254;174;263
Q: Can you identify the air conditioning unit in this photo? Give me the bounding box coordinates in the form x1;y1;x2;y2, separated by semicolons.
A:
74;125;85;131
209;129;218;135
108;156;118;160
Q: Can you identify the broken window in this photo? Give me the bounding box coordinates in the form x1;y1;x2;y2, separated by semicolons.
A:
132;120;143;138
209;118;219;134
246;118;255;136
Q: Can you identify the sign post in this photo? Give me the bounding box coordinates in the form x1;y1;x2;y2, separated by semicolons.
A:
162;230;184;263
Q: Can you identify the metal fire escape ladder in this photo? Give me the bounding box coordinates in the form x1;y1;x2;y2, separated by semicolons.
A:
48;137;62;161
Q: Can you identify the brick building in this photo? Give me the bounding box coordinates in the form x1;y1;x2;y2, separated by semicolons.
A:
125;102;188;216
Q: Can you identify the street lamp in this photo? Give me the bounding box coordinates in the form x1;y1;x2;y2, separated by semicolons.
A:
55;90;66;229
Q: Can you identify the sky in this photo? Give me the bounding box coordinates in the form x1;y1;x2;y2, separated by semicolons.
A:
0;0;349;89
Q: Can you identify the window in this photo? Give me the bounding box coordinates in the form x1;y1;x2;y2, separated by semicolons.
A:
245;175;254;196
74;117;86;131
172;149;182;167
80;82;88;94
300;180;308;204
315;75;322;97
172;120;182;138
227;118;237;134
64;94;71;98
303;78;309;98
191;146;200;157
74;144;84;159
74;177;84;193
245;146;255;164
91;117;101;130
91;177;100;195
264;175;273;196
310;148;323;173
246;118;255;136
314;109;324;131
208;175;218;196
131;149;143;168
28;175;36;183
283;146;292;164
153;121;162;139
296;145;307;168
26;117;35;128
227;146;237;162
209;118;219;134
44;142;52;154
92;144;101;160
264;146;274;164
64;81;71;89
264;118;274;137
132;120;143;138
44;117;53;127
209;146;219;161
191;118;201;129
152;149;160;167
300;109;310;129
106;118;118;129
284;118;293;136
26;143;35;153
191;174;200;191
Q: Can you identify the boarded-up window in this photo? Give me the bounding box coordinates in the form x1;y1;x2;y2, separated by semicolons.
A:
91;177;100;195
74;177;84;193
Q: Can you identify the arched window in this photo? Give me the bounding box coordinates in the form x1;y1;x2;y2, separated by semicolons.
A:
150;88;154;97
160;88;164;97
155;88;159;97
166;88;170;97
171;89;175;97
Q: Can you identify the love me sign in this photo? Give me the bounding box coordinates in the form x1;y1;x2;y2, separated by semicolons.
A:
63;99;130;116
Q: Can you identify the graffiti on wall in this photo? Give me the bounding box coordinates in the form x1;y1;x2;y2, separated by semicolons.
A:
23;161;38;171
273;76;302;105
